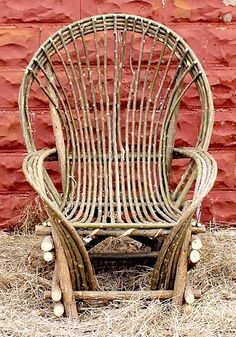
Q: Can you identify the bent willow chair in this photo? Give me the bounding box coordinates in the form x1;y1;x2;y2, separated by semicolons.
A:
19;14;217;317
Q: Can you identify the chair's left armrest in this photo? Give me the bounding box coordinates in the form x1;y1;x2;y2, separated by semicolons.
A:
173;147;217;211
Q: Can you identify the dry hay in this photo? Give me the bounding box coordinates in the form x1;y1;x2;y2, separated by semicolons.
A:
0;227;235;337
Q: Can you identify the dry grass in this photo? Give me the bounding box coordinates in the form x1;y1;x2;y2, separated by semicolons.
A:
0;227;235;337
15;200;46;233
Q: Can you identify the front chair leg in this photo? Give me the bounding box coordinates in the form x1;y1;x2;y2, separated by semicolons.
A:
51;225;78;318
150;218;193;302
172;225;192;305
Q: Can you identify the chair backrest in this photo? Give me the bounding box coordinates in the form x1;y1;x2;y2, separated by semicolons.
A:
19;14;214;223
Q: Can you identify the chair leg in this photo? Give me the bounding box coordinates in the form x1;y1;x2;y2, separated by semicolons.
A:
172;225;192;305
48;215;97;317
51;226;78;318
150;218;193;303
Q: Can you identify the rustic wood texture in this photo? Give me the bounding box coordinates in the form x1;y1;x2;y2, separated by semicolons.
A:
51;262;62;302
44;289;202;302
51;225;78;318
35;224;207;237
19;14;217;316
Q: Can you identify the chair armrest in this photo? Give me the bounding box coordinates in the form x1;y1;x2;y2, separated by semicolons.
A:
173;147;217;212
23;148;63;212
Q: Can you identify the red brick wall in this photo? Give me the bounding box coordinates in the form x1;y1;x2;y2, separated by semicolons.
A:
0;0;235;228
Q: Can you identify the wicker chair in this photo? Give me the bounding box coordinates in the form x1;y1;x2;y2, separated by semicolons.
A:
19;14;217;317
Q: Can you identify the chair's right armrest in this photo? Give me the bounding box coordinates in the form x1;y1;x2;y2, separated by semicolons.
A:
23;148;62;210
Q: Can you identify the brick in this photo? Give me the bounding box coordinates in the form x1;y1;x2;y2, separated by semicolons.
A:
0;70;48;108
81;0;163;21
34;112;55;149
180;82;201;108
201;191;236;223
190;0;236;23
0;193;35;230
175;111;201;147
0;0;80;23
210;151;235;189
0;112;25;151
0;70;22;108
0;154;30;191
168;24;207;63
205;25;236;66
211;111;236;148
206;68;236;107
0;27;40;66
163;0;193;22
163;0;236;23
39;25;63;45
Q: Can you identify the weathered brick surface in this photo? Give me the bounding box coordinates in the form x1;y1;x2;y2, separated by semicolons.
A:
0;27;40;66
169;24;207;62
0;1;81;23
207;69;236;107
190;0;236;23
210;151;235;189
163;0;192;22
211;111;236;148
0;154;30;191
0;71;47;108
205;25;236;66
202;191;236;223
0;112;25;151
175;112;200;147
34;112;54;149
0;0;236;227
39;25;64;45
163;0;236;23
81;0;163;21
0;71;23;108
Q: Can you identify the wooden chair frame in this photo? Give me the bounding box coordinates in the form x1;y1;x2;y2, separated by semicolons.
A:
19;14;217;317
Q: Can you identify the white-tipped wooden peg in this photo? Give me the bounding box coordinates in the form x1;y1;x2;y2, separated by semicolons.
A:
189;249;200;264
43;251;54;262
53;301;64;317
191;237;202;250
41;235;54;252
52;287;62;302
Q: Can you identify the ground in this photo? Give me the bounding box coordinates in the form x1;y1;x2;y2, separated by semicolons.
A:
0;227;235;337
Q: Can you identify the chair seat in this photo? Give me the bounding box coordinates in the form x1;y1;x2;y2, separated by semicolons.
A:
63;198;180;224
